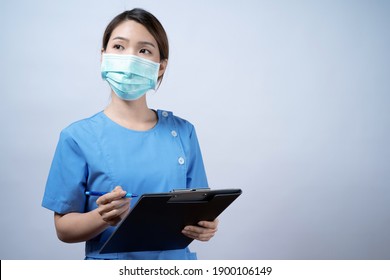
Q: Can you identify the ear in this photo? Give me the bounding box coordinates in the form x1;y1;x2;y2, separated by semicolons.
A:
158;59;168;78
100;48;105;63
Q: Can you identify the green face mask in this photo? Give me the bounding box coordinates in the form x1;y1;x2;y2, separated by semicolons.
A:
101;53;160;100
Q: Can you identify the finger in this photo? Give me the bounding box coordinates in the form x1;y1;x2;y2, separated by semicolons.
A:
96;188;126;205
182;228;216;241
183;225;217;234
182;225;217;241
97;198;130;217
101;205;129;222
100;200;130;222
98;197;130;211
113;186;123;191
198;219;219;229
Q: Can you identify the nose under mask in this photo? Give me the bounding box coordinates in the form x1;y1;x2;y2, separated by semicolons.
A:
101;53;160;101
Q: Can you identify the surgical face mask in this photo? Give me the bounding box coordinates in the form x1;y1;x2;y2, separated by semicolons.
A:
101;53;160;101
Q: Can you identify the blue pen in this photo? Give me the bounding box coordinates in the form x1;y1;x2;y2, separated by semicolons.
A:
85;191;138;198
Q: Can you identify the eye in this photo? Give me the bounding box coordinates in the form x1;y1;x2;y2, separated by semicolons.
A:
139;49;152;55
113;44;124;50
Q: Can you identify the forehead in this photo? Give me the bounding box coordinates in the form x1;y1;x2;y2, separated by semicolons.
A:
110;20;157;45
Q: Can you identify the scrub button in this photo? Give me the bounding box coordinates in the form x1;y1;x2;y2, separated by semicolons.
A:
178;157;185;165
162;111;169;117
171;130;178;137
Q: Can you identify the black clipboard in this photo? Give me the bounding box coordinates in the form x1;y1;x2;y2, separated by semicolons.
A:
99;188;242;254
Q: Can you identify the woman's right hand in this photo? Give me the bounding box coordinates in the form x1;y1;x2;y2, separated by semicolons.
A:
96;186;131;226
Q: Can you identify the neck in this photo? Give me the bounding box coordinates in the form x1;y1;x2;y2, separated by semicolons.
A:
104;92;157;131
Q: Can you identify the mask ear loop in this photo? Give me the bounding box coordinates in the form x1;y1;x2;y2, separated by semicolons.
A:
156;59;168;90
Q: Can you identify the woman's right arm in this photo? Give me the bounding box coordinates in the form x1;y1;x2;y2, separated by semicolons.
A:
54;186;130;243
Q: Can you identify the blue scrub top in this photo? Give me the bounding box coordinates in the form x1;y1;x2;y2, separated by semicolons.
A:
42;109;208;259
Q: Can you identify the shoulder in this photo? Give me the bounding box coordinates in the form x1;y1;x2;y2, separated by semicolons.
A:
158;109;195;134
59;111;104;141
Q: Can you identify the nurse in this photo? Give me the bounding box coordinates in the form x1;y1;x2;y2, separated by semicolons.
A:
42;8;218;260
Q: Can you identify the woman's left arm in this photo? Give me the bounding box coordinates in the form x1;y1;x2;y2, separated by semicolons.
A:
182;219;219;241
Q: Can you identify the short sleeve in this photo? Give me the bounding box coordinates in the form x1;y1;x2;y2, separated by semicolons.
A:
186;125;208;188
42;129;88;214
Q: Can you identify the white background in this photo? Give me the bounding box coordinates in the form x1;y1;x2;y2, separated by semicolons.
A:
0;0;389;259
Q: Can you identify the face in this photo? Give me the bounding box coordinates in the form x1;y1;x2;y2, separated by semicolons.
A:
104;20;166;77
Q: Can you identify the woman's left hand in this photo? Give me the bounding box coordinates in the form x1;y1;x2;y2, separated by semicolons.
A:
182;219;219;241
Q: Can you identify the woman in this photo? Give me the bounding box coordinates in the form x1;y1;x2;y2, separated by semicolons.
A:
42;8;218;260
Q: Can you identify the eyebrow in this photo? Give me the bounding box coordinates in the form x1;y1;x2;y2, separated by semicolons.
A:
112;37;156;48
137;41;156;49
112;36;129;42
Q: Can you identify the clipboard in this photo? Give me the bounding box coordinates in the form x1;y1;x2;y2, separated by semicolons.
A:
99;188;242;254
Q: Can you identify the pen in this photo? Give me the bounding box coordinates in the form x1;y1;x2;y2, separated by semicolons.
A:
85;191;138;198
